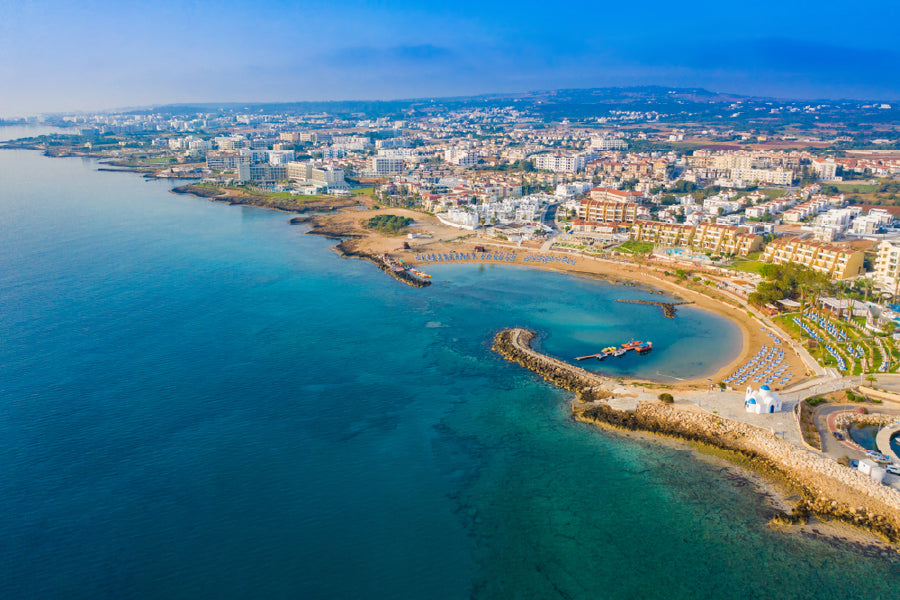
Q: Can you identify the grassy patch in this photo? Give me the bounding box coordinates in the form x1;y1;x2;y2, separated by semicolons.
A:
830;182;880;194
729;259;767;275
617;240;654;254
363;214;413;235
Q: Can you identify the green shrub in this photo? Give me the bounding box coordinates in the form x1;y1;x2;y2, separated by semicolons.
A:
658;393;674;404
807;397;827;407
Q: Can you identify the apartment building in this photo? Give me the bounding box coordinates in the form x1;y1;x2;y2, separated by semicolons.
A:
629;222;761;256
590;136;628;151
874;240;900;292
369;156;405;176
237;163;288;184
286;161;346;187
631;221;695;248
761;237;865;279
206;151;250;171
811;158;839;181
730;168;794;186
444;148;480;167
534;153;584;173
692;223;763;255
577;200;641;223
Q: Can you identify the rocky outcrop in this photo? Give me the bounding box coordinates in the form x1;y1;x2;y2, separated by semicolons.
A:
336;242;430;288
493;326;900;545
577;401;900;543
834;412;900;430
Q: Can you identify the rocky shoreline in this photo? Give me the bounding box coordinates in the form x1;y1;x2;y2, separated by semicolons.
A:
492;327;900;546
336;241;431;288
171;184;359;213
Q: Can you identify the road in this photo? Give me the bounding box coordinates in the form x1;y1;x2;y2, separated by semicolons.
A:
539;202;561;251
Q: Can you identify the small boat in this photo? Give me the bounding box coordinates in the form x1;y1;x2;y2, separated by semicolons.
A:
635;342;653;354
621;341;643;350
611;348;626;357
602;346;617;353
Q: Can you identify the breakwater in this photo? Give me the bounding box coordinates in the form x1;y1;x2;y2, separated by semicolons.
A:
616;298;694;318
492;327;900;545
492;328;606;394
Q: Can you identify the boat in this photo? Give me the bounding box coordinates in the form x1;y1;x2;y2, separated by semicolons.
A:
611;348;626;357
410;269;431;279
602;346;617;353
635;342;653;354
621;341;643;350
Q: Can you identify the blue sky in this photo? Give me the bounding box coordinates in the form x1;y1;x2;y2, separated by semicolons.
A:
1;0;898;115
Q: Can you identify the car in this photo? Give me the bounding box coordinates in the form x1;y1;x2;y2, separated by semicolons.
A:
832;431;844;440
887;465;900;476
866;450;890;463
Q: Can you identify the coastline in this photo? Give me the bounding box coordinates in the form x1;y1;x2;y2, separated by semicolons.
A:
493;326;900;547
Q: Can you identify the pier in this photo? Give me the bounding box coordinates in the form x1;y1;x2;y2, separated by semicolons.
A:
616;299;694;318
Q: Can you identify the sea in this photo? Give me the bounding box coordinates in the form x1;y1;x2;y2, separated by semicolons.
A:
1;127;898;598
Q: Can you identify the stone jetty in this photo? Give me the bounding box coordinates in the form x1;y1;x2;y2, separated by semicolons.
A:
616;299;694;318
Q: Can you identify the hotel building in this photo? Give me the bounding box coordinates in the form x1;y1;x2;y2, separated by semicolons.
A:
761;237;864;279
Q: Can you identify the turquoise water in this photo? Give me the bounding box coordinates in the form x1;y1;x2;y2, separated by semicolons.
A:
1;147;899;598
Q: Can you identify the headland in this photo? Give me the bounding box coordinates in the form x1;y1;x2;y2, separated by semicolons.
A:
493;327;900;546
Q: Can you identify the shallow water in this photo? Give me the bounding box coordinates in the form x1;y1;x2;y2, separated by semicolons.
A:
1;149;898;598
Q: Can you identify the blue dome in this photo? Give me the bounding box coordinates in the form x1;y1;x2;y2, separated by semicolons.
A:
747;398;757;404
760;385;771;391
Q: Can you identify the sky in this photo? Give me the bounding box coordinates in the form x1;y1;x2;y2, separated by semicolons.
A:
1;0;899;116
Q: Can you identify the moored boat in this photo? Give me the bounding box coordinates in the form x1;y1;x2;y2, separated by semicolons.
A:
621;341;642;350
635;341;653;353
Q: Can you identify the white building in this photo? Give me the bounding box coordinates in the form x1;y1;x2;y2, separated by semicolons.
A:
286;161;347;188
850;209;893;236
744;385;783;414
534;153;585;173
267;150;296;165
590;136;628;151
369;156;405;176
729;168;793;186
444;148;480;167
812;158;839;181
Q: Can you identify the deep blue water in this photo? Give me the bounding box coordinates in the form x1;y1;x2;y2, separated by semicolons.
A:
1;146;899;598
